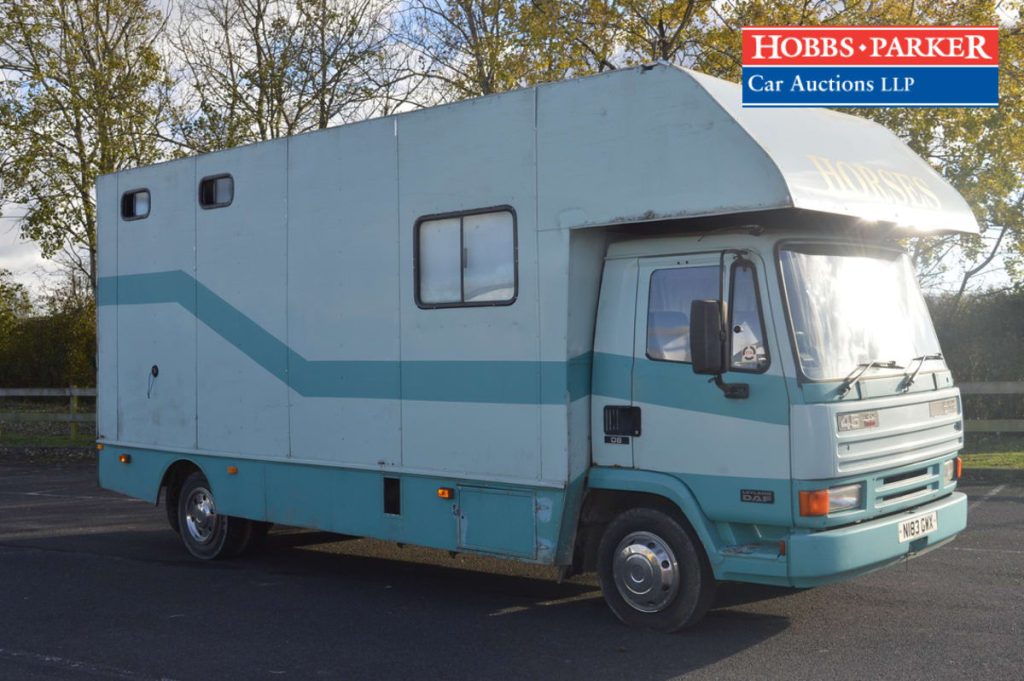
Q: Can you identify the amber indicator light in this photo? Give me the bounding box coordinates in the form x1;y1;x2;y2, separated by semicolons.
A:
799;490;829;516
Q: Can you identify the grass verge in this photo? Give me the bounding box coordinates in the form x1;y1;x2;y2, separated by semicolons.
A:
0;433;95;448
961;452;1024;469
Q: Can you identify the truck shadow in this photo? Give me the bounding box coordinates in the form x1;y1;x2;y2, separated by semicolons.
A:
3;520;792;681
227;527;794;680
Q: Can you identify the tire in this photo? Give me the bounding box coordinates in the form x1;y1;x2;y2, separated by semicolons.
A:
176;471;253;560
597;507;716;631
165;486;181;535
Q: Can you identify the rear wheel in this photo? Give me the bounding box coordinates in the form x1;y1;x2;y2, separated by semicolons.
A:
176;471;253;560
165;488;181;534
597;507;715;631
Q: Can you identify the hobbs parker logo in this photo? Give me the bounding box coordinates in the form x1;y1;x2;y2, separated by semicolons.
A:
741;26;999;107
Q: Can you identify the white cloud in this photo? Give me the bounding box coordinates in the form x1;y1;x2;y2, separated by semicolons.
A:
0;215;62;296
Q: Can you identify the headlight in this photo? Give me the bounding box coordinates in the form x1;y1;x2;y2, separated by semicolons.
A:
929;397;958;417
828;483;862;513
837;410;879;432
943;457;962;484
799;483;865;516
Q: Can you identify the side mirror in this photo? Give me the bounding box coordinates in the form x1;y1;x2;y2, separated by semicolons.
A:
690;299;750;399
690;300;727;375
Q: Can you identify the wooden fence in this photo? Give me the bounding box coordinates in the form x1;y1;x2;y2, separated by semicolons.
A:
0;387;97;438
0;382;1021;436
959;382;1024;433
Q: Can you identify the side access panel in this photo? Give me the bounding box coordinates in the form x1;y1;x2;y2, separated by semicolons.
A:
457;487;537;559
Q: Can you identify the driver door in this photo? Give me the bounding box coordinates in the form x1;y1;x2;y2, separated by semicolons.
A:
631;252;790;491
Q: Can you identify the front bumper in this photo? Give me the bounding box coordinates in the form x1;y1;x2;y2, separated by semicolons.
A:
787;491;967;587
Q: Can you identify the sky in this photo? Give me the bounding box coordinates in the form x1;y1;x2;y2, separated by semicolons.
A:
0;213;62;294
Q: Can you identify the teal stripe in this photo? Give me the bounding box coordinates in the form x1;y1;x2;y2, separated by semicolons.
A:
565;353;593;402
101;270;789;422
592;352;790;426
405;361;544;404
289;358;400;399
592;352;633;399
99;271;588;405
199;282;288;380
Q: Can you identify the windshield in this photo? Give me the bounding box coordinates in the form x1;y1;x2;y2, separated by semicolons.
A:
779;243;943;381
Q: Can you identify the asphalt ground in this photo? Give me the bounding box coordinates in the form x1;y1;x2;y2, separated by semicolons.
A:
0;459;1021;681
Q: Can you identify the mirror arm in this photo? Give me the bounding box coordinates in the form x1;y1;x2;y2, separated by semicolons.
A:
711;307;749;400
709;374;750;399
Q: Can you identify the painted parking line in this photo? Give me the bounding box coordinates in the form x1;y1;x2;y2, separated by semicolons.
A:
968;484;1006;511
490;590;602;616
0;647;182;681
949;547;1024;556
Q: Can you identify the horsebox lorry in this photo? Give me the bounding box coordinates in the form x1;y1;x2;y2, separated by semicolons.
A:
97;64;972;630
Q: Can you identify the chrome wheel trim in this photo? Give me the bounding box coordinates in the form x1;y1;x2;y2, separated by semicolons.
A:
184;486;218;545
612;531;680;613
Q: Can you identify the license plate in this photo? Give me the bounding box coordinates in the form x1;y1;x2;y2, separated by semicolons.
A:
898;511;937;543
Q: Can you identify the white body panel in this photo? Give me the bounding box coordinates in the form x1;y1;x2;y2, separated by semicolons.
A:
116;158;197;448
286;119;402;467
196;142;289;457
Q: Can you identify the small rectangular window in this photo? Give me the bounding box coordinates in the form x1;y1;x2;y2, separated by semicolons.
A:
121;189;150;220
199;174;233;208
416;207;516;308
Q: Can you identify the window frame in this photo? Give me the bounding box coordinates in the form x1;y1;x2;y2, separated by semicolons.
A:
198;173;234;210
644;262;722;365
120;188;151;221
414;205;518;309
727;257;771;374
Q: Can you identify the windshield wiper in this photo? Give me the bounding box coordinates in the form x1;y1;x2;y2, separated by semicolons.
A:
838;360;903;397
901;353;944;391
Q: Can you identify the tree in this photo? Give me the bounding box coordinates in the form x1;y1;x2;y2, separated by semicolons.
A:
0;268;31;332
39;269;96;385
526;0;713;71
401;0;530;99
172;0;393;151
0;269;32;385
0;0;170;293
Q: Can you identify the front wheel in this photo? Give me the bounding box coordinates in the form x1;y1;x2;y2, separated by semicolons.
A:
597;507;716;631
176;471;253;560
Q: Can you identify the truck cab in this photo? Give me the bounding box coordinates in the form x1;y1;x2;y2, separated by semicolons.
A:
584;224;965;629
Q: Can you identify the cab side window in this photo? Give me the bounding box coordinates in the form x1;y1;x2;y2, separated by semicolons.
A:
646;265;720;363
729;260;770;372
